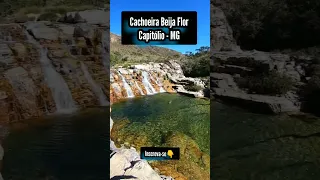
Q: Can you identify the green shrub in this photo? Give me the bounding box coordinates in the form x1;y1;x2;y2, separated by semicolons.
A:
23;6;42;14
46;7;67;14
38;12;58;21
237;70;294;95
217;0;320;51
184;84;203;92
181;46;210;77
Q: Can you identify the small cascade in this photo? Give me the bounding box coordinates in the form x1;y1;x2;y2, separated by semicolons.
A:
80;62;109;106
135;81;144;95
117;71;135;98
156;76;166;93
142;71;156;95
25;30;77;113
159;86;166;93
111;83;121;93
149;72;166;93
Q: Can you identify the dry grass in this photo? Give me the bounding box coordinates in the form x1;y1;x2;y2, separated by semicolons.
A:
110;33;184;66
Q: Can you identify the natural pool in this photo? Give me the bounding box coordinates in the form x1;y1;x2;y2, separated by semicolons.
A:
2;109;109;180
111;93;210;154
1;93;210;180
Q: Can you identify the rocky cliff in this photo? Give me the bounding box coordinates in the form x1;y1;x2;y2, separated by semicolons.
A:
0;10;111;126
110;60;206;103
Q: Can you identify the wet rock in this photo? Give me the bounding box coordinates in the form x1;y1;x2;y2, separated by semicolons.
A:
4;67;40;119
151;132;210;180
57;24;75;36
10;43;27;56
212;88;300;113
0;44;14;65
25;22;59;41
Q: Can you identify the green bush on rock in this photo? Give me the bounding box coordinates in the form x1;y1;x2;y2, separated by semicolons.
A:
236;70;294;95
38;12;58;21
217;0;320;51
181;46;210;77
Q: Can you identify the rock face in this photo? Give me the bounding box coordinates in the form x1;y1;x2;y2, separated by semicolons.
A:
211;5;308;114
211;4;239;51
0;10;111;125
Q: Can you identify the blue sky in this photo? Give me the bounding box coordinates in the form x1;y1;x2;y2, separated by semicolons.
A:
110;0;210;54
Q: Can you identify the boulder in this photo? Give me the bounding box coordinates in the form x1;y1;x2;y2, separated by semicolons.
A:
10;43;27;56
25;22;59;41
110;147;172;180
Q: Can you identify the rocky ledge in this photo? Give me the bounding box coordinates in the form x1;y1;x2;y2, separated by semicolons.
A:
110;60;207;103
211;5;314;114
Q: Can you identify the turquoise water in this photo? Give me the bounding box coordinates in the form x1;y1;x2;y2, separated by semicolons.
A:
111;93;210;154
2;110;109;180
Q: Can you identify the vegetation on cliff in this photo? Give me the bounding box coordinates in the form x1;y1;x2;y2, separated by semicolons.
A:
215;0;320;51
236;71;294;95
181;46;210;78
0;0;108;22
110;33;183;66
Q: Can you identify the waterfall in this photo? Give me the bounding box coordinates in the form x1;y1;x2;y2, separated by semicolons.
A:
101;32;109;72
25;30;77;113
111;83;121;93
141;71;156;95
80;62;108;106
117;71;134;98
135;81;144;95
149;72;166;93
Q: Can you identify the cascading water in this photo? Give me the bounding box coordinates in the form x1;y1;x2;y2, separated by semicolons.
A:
80;62;109;106
142;71;156;95
149;72;166;93
135;81;144;95
111;83;121;93
101;31;109;72
117;71;134;98
25;29;77;113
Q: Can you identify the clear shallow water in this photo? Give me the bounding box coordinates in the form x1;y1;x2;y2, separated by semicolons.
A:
2;110;109;180
111;93;210;154
211;100;320;180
